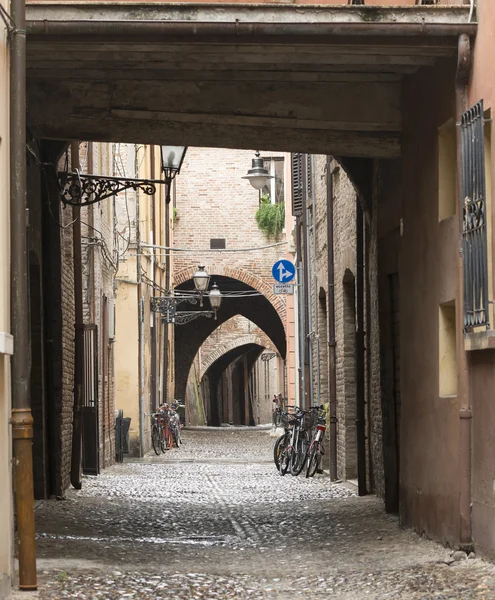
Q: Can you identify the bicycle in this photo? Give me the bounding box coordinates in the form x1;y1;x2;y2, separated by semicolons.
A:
169;401;184;448
273;410;290;471
158;405;174;451
147;412;164;456
272;394;287;428
306;407;326;478
278;407;306;476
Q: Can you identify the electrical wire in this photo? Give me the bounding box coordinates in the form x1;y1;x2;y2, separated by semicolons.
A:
138;240;288;254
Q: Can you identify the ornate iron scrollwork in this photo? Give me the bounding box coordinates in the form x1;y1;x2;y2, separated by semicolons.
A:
174;311;215;325
58;172;167;206
151;295;215;325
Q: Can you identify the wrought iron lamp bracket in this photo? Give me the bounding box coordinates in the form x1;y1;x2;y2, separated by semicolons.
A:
173;311;216;325
58;171;167;206
151;295;216;324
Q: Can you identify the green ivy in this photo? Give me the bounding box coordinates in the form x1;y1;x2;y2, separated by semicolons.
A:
255;195;285;239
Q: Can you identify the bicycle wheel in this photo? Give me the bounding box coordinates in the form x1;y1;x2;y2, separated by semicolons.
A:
279;447;291;476
151;424;161;455
306;443;320;478
273;434;287;470
174;426;182;448
160;424;167;453
167;426;174;449
291;431;308;476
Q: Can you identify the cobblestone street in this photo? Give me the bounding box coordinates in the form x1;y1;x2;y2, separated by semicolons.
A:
15;429;495;599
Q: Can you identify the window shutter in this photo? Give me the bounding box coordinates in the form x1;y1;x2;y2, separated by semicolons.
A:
306;154;312;199
291;153;303;217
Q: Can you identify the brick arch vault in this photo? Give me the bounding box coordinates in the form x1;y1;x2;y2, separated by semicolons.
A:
174;265;286;324
199;333;273;382
173;267;286;403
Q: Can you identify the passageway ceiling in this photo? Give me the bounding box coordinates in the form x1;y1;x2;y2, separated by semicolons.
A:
25;5;474;158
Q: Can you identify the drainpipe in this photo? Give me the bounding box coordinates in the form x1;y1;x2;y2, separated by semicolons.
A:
150;147;157;410
10;0;37;586
326;157;337;481
162;179;171;406
135;145;145;456
304;163;314;408
310;155;321;406
356;199;367;496
70;141;83;490
295;220;305;409
455;33;472;547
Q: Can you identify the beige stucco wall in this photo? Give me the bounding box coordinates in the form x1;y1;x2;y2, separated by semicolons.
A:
0;0;12;593
114;272;141;454
113;144;171;456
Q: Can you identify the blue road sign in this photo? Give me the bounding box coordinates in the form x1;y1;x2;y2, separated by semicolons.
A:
272;259;296;283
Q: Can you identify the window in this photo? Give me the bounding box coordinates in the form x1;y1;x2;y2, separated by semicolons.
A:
438;118;456;221
261;157;285;204
210;238;226;250
462;100;490;331
439;301;456;397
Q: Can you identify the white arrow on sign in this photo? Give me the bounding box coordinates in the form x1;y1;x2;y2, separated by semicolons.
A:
277;262;292;281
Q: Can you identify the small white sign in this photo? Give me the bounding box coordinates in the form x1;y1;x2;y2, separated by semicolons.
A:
274;283;295;295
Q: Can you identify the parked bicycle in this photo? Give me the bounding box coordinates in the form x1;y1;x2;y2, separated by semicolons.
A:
147;411;166;456
278;407;308;476
306;408;326;478
169;400;185;448
275;405;322;476
272;394;287;428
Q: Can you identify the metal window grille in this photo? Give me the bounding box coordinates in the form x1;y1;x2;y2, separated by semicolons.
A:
291;153;304;217
82;324;98;408
81;324;99;475
462;100;489;331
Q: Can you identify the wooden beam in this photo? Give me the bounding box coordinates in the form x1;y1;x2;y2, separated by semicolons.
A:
26;42;456;57
26;114;401;158
26;60;422;74
27;78;402;131
26;68;404;83
109;108;397;133
26;49;439;67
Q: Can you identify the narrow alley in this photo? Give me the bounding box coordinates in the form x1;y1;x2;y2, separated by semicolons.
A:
20;429;495;600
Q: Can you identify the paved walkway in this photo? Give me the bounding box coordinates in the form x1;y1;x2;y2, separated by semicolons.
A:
12;429;495;599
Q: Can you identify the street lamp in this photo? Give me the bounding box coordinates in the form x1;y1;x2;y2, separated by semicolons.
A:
209;283;222;311
242;151;273;191
193;265;210;292
160;145;188;203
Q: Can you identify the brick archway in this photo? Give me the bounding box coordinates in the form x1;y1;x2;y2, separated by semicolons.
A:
174;265;286;327
200;333;274;381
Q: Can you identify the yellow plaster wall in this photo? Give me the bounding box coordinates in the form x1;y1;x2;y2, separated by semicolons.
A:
114;279;140;449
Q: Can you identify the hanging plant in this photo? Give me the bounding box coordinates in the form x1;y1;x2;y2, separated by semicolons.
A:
255;195;285;239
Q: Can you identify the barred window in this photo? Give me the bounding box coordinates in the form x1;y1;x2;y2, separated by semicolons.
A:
462;100;489;331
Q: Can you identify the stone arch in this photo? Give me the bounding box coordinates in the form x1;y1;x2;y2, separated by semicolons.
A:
200;333;274;381
174;264;286;327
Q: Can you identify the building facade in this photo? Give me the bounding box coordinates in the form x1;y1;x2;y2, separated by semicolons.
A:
113;144;173;456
